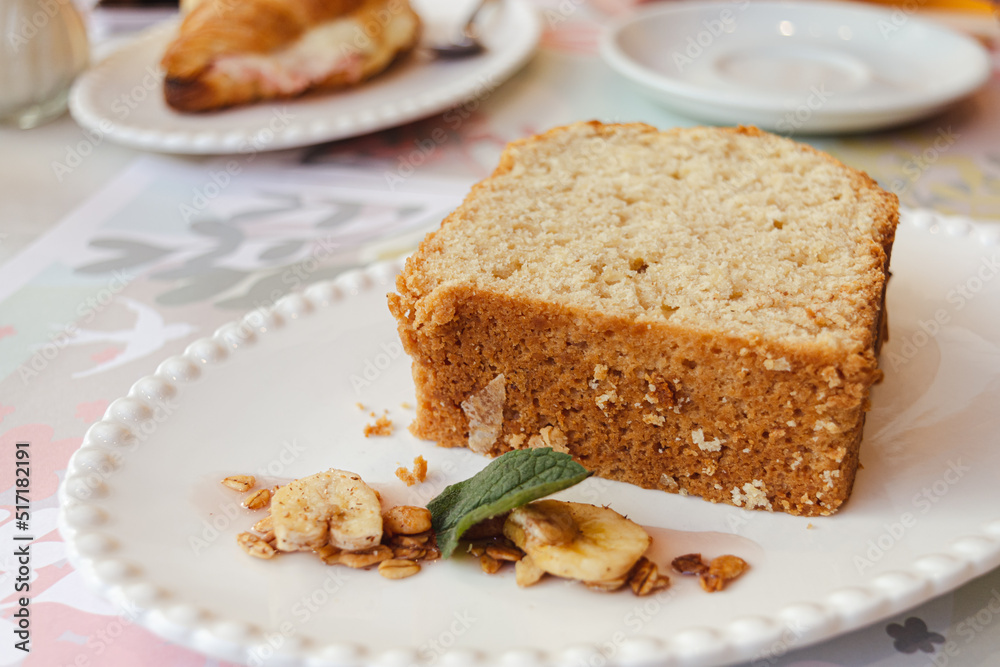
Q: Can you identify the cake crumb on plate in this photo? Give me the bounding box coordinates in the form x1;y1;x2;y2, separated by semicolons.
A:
364;412;393;437
395;456;428;486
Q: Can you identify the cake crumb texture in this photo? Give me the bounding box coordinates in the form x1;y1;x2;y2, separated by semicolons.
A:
364;412;393;437
395;456;428;486
388;122;897;516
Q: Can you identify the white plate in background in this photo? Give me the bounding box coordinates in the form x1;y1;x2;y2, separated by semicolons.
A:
57;208;1000;666
600;0;991;134
69;0;540;154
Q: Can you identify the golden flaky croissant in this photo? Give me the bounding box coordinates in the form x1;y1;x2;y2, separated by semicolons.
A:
161;0;421;112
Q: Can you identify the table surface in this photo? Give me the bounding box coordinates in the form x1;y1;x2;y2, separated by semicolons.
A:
2;1;1000;666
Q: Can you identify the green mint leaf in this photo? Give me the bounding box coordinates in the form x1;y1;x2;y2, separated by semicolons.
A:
427;448;592;558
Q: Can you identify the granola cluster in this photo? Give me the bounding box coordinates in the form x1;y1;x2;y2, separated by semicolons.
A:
671;553;749;592
220;472;749;593
227;473;438;580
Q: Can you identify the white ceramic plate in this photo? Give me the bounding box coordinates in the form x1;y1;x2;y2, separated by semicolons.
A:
69;0;540;154
59;209;1000;667
599;1;991;133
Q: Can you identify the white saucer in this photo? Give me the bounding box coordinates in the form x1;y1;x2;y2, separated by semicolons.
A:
69;0;540;154
600;0;991;133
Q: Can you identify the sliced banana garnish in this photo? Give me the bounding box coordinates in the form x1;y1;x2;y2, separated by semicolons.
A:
514;554;546;587
505;503;578;546
271;469;383;552
503;500;651;583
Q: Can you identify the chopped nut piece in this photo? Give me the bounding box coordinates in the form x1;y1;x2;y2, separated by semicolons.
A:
395;456;428;486
379;558;421;579
628;557;670;596
466;535;518;560
237;532;275;559
389;532;432;548
692;428;723;452
423;546;442;561
364;412;394;437
671;553;708;576
383;506;432;536
253;515;273;533
515;554;545;587
699;574;724;592
462;373;506;454
392;546;428;560
222;475;255;492
629;556;654;584
315;545;342;565
480;553;503;574
527;425;570;454
338;545;393;569
243;488;271;511
259;530;276;545
507;433;527;449
699;554;749;592
462;513;508;540
486;544;523;562
584;577;627;592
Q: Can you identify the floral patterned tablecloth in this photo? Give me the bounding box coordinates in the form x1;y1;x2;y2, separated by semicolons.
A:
2;1;1000;665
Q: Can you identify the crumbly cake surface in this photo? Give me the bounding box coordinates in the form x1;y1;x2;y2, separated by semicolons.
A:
388;122;898;516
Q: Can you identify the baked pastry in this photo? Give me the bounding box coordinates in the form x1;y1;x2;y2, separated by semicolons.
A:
388;122;898;517
161;0;420;112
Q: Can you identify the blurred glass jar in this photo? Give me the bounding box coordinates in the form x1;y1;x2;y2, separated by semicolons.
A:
0;0;89;128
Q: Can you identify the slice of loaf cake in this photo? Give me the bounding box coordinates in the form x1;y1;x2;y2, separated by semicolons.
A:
388;122;898;516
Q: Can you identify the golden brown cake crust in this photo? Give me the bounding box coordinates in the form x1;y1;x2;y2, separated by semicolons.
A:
389;122;898;517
